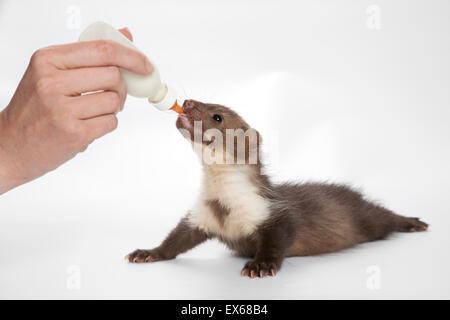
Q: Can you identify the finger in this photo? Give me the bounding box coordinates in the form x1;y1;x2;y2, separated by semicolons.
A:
69;91;124;120
83;114;118;143
50;40;153;75
118;28;133;41
59;66;125;96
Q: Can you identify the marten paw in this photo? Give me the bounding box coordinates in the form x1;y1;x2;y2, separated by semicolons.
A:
241;260;279;278
126;249;163;263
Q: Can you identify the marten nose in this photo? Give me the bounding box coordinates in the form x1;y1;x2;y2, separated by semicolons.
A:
183;100;195;112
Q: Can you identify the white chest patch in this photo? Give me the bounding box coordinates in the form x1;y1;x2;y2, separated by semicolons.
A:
187;166;271;240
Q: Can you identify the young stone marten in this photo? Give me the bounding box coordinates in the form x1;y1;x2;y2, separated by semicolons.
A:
126;100;428;278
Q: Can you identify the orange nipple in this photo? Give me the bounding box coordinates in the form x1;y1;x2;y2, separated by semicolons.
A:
170;102;184;114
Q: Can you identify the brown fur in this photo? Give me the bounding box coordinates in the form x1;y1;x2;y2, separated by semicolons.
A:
127;100;429;278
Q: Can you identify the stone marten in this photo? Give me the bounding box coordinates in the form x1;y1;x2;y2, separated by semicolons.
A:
126;100;428;278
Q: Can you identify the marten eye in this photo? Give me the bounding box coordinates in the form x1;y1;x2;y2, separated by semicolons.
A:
212;114;222;123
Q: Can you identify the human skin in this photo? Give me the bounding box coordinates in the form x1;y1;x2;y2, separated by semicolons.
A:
0;28;151;195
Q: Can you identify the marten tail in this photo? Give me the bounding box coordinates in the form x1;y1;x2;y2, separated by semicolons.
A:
356;203;429;242
393;215;429;232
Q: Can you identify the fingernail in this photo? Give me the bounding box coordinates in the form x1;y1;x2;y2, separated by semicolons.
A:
119;27;131;35
119;27;133;42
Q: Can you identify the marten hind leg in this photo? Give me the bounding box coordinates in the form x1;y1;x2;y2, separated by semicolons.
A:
126;215;209;263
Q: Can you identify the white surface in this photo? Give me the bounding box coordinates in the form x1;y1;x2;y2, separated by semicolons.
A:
0;0;449;299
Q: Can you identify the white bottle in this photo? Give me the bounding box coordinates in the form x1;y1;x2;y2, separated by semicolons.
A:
78;21;182;113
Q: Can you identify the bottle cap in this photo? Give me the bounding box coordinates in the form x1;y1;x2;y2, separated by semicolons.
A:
151;85;178;111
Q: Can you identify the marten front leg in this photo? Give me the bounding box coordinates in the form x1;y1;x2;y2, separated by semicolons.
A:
126;215;209;263
241;220;293;278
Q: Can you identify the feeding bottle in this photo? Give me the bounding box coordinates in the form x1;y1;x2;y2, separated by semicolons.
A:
78;21;183;114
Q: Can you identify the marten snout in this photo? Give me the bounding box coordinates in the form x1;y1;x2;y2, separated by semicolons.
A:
182;100;197;113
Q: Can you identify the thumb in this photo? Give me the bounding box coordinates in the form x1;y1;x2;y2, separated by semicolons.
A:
118;27;133;42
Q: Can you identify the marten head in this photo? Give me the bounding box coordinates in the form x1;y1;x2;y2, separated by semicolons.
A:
176;100;261;166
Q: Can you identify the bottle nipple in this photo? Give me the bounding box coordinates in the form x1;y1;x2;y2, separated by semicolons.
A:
170;102;184;114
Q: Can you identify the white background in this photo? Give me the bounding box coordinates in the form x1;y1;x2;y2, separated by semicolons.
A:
0;0;449;299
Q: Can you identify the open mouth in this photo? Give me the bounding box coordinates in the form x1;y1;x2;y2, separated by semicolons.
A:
176;113;195;133
176;101;203;137
177;104;201;131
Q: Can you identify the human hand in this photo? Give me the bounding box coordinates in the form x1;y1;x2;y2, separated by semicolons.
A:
0;28;151;194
